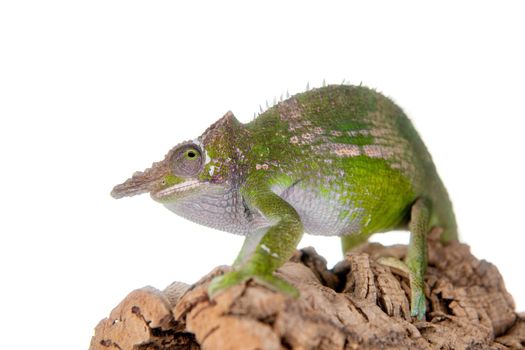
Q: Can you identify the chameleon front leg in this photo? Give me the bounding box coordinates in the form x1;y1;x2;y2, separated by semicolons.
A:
208;184;304;298
379;198;430;320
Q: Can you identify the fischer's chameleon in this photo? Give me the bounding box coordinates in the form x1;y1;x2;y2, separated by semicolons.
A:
111;85;457;320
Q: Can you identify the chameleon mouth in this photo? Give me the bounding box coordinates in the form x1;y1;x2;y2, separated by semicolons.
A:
152;179;204;200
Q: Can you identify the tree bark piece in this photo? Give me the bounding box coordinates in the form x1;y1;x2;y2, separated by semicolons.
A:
90;237;522;350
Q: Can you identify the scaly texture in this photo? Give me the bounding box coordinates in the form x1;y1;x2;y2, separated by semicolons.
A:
111;85;459;319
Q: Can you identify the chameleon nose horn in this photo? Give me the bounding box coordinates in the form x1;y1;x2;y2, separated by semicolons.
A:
111;170;159;199
111;140;192;199
111;155;170;200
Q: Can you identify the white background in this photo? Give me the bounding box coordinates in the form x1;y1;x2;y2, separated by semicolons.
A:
1;1;524;349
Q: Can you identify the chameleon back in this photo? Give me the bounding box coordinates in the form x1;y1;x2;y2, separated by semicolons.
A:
243;85;457;239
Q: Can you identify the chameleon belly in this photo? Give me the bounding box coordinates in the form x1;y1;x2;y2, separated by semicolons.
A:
275;182;361;236
274;157;416;237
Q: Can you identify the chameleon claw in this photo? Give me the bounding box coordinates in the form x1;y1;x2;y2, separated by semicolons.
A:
378;257;427;320
208;269;299;299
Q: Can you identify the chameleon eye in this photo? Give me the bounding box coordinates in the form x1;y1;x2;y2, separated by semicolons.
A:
172;144;204;177
186;150;197;159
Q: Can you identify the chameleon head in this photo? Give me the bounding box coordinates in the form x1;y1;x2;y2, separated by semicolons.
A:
110;140;211;203
111;111;244;207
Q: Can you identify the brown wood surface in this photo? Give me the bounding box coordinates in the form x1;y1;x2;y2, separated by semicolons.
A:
90;234;523;350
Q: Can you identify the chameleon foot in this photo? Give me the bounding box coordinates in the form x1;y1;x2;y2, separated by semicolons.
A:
378;257;427;320
252;273;299;298
410;286;426;320
208;269;299;299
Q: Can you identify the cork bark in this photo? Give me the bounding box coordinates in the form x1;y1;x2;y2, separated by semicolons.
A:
90;233;523;350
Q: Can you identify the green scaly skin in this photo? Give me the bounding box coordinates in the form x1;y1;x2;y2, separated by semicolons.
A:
111;85;458;320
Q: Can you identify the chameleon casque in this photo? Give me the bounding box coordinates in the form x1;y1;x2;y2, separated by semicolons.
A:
111;85;457;320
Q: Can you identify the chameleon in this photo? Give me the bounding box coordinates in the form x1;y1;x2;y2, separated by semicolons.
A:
111;84;457;320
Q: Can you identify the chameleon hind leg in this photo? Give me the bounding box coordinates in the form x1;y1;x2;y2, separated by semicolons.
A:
208;184;304;298
379;198;430;320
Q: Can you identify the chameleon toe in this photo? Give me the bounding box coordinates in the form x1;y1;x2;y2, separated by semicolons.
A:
377;255;427;320
410;290;427;320
252;274;299;298
208;271;250;298
208;269;299;299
